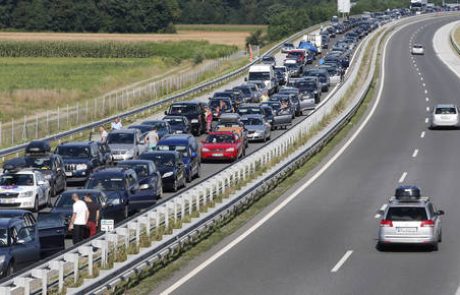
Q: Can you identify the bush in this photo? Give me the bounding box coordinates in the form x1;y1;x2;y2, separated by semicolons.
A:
193;53;204;64
245;29;266;49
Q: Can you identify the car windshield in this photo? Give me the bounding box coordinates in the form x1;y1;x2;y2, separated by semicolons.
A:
209;100;231;111
249;72;270;81
164;118;184;126
118;163;151;177
54;192;80;208
0;229;7;247
86;177;124;191
24;157;51;169
169;105;197;115
386;207;428;221
285;64;299;70
288;51;302;57
206;134;235;143
241;118;263;125
263;103;280;111
0;174;34;186
157;145;189;157
237;87;251;95
143;154;175;167
414;45;422;48
435;107;456;114
56;146;90;158
107;133;134;144
142;121;168;132
238;108;261;115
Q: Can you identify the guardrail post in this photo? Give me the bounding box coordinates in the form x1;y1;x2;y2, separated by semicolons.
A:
0;287;11;295
64;253;80;285
13;277;33;295
50;260;65;293
139;216;151;239
31;269;48;294
128;222;141;248
79;246;94;277
161;205;169;229
105;233;119;262
179;196;186;220
115;228;130;249
92;239;108;268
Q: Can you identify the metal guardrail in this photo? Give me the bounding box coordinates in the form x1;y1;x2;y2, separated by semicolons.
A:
0;13;386;295
0;21;326;160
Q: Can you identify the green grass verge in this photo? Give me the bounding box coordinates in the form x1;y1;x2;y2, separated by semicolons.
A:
176;24;267;32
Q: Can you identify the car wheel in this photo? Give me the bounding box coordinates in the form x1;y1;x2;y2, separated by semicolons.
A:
431;242;439;251
376;242;386;252
33;196;39;212
438;231;442;243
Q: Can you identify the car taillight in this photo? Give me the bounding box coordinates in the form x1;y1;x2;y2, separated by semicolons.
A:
380;220;393;227
420;220;434;227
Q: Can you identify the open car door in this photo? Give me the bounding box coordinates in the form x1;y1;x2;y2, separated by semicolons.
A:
37;213;65;258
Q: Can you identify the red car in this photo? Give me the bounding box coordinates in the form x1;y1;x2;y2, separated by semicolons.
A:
286;49;306;64
201;131;245;161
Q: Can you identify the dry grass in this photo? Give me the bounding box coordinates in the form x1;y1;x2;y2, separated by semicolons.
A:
454;26;460;47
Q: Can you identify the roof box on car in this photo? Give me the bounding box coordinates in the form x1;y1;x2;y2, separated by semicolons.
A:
25;140;51;156
395;185;421;201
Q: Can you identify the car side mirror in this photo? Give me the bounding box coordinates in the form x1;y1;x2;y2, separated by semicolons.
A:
437;210;445;216
101;202;106;208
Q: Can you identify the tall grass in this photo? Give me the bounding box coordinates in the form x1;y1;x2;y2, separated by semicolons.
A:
0;40;237;59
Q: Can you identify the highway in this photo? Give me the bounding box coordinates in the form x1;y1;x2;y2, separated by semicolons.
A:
151;15;460;295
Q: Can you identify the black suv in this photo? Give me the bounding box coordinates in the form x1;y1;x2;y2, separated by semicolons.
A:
165;102;207;136
55;141;105;185
3;140;66;196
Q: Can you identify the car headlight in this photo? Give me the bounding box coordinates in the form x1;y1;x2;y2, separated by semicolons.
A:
202;147;210;152
226;147;235;152
76;164;88;171
110;198;121;205
162;172;174;178
20;191;34;198
191;119;199;123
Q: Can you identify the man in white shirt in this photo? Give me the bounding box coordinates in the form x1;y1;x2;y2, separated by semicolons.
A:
69;193;89;244
111;117;123;130
99;126;108;142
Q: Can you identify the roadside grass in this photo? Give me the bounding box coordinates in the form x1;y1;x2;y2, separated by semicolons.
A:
176;24;267;32
454;25;460;44
123;28;384;295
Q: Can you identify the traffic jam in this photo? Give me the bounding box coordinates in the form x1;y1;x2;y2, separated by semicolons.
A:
0;11;398;277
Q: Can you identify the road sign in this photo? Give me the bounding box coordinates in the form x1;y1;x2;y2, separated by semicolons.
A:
338;0;351;13
100;219;114;232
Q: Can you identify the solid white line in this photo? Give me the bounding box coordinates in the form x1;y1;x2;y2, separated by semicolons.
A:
399;172;408;183
421;131;425;138
158;22;402;295
412;149;419;158
425;118;429;123
331;250;353;273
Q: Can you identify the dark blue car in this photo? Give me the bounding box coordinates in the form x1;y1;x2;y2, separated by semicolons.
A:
139;151;186;192
155;134;201;183
162;115;191;134
140;120;172;139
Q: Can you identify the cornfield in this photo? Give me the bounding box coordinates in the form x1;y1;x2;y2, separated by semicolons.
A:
0;40;238;59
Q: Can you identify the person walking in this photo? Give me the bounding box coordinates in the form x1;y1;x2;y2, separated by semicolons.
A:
145;128;160;151
84;194;100;238
68;193;89;244
99;126;108;143
205;106;213;133
111;117;123;130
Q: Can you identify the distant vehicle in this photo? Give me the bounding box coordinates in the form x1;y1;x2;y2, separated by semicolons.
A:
117;160;163;208
279;87;315;115
140;120;172;139
156;135;201;183
162;115;192;135
283;59;303;78
247;64;277;94
213;90;245;108
304;69;331;92
274;66;289;86
55;141;105;185
0;170;51;211
281;43;295;53
261;101;293;129
237;103;273;125
241;114;271;142
304;34;322;54
233;84;260;103
430;104;460;129
319;64;341;84
377;186;444;251
209;97;235;120
288;77;321;103
411;44;424;55
201;131;246;162
85;167;140;220
139;151;187;192
286;49;306;65
270;94;296;119
164;102;207;136
261;56;276;67
298;40;318;56
107;129;144;161
0;216;65;277
215;113;249;148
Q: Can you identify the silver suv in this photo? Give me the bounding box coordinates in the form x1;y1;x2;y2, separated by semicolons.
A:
377;186;444;251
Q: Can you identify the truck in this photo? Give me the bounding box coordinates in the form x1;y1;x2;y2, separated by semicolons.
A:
247;64;277;95
304;34;323;54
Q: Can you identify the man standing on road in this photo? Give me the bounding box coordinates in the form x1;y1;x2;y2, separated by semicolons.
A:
111;117;123;130
145;127;160;151
84;194;100;238
99;126;108;143
340;68;345;82
69;193;89;244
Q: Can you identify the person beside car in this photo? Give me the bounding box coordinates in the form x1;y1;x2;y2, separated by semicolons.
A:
84;194;100;238
68;193;89;244
145;128;160;151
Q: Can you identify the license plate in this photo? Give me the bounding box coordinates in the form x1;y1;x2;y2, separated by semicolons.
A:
0;199;15;204
212;153;224;157
397;227;417;233
441;116;452;120
65;171;73;177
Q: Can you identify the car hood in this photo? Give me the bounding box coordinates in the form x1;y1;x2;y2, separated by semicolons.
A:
109;144;135;152
0;186;33;193
50;207;72;218
245;125;265;132
62;159;91;165
158;166;175;175
202;143;236;149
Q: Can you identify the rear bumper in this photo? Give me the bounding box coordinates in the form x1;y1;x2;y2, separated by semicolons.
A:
379;235;436;244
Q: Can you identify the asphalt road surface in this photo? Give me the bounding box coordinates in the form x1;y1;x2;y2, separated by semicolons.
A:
151;15;460;295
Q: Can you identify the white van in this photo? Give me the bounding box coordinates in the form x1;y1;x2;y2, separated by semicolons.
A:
248;64;277;94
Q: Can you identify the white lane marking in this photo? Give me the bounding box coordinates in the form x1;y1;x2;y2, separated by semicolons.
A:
399;172;408;183
424;89;428;94
157;22;404;295
412;149;419;158
421;131;425;138
331;250;354;273
422;83;426;87
421;77;424;81
374;204;388;218
425;118;429;124
425;97;429;102
418;72;421;76
426;107;430;112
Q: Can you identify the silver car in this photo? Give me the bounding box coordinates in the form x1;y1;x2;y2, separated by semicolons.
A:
107;129;145;161
378;186;444;251
430;104;460;129
241;114;271;142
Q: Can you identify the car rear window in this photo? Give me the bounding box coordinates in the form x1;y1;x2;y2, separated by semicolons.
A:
435;107;457;114
386;207;427;221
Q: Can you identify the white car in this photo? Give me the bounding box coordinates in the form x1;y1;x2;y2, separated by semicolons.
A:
0;170;51;211
411;44;424;55
430;104;460;129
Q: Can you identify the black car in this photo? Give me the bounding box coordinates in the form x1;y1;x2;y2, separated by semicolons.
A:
269;94;297;119
213;91;243;109
141;120;172;139
261;55;276;67
163;115;192;135
165;102;207;136
233;85;259;103
238;103;273;125
2;155;66;197
139;151;186;192
85;167;141;220
55;141;105;185
117;160;163;209
304;69;331;92
288;77;321;103
209;97;235;120
97;141;114;166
